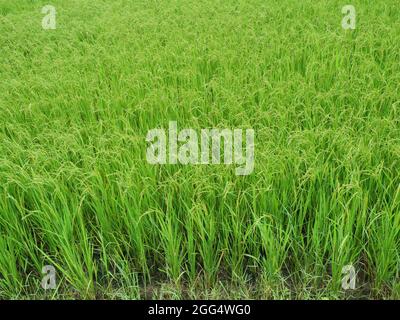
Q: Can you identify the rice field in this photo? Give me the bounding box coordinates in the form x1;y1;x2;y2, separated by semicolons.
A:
0;0;399;299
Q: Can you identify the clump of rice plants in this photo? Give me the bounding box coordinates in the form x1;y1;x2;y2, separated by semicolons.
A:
0;0;398;299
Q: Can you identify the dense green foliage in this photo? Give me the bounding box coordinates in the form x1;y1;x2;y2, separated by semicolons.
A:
0;0;399;299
